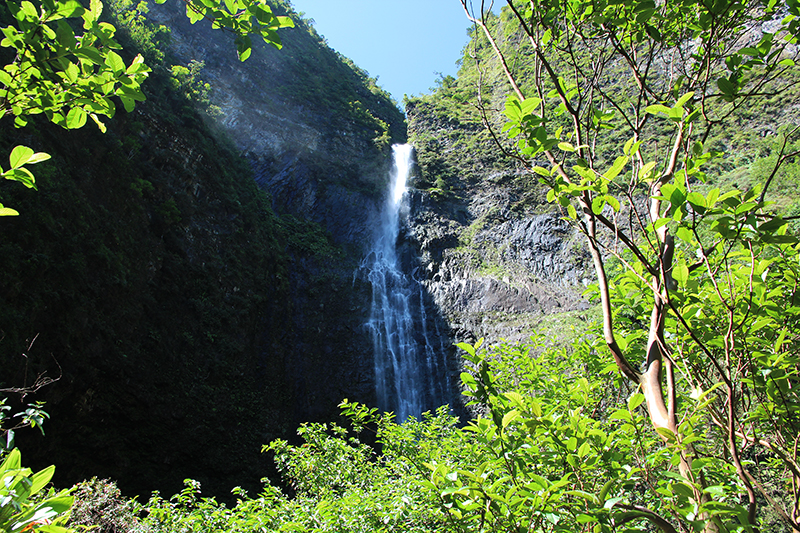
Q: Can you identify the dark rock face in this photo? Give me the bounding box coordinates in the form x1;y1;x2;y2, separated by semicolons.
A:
250;153;387;250
2;0;409;500
147;1;411;424
405;103;591;348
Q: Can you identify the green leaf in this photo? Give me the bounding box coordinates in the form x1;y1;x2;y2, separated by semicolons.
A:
627;393;645;410
651;217;671;232
645;24;661;41
773;328;787;353
624;137;634;155
674;226;694;243
0;205;20;216
20;1;38;20
706;188;720;207
686;192;706;209
28;465;55;495
235;34;252;61
456;342;475;358
0;447;22;471
504;392;524;407
603;156;628;180
655;427;676;441
125;54;149;74
566;490;599;504
672;482;694;499
9;145;34;168
502;409;520;428
119;95;135;113
252;3;275;24
38;494;74;514
105;51;125;74
27;152;51;165
1;168;35;188
591;195;606;215
645;104;671;115
608;409;632;422
672;261;689;284
63;62;79;83
717;77;736;95
675;91;695;107
759;216;787;234
605;194;620;212
577;441;591;457
65;107;87;129
36;525;73;533
90;113;107;133
53;0;84;19
558;141;576;152
604;496;624;509
567;204;577;220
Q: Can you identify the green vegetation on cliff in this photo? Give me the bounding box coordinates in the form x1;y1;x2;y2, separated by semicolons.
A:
0;0;405;499
277;5;405;149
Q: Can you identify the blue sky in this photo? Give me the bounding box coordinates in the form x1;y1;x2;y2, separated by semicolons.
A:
286;0;492;106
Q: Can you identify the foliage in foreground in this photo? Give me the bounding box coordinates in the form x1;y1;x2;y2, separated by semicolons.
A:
0;0;293;215
58;321;795;533
0;449;73;533
454;0;800;531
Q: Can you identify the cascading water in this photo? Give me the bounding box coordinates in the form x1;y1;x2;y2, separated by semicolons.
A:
363;144;452;422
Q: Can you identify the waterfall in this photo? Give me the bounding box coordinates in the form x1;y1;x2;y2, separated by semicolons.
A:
363;144;451;422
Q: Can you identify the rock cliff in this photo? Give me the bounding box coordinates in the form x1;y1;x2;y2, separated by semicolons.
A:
149;0;412;422
403;97;591;348
0;0;407;498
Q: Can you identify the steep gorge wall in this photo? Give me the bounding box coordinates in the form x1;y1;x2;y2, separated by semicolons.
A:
403;96;591;347
150;0;412;423
0;0;406;498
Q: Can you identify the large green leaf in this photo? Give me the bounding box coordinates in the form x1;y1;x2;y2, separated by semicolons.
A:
28;465;55;496
65;106;87;128
9;145;34;168
0;448;22;473
0;204;20;216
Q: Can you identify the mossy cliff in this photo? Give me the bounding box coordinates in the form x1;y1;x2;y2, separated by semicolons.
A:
0;0;405;498
403;8;800;347
403;46;592;346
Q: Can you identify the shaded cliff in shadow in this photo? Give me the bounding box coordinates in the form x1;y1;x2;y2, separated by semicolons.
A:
0;0;408;499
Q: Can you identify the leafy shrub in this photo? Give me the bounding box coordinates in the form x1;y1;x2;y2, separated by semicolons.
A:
67;478;149;533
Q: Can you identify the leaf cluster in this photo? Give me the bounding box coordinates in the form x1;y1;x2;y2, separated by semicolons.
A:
0;449;74;533
166;0;294;61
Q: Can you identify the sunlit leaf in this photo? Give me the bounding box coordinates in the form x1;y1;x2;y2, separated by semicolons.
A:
672;261;689;284
9;145;34;168
627;393;645;410
65;106;87;128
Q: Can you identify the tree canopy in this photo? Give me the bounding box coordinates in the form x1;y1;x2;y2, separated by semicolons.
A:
449;0;800;531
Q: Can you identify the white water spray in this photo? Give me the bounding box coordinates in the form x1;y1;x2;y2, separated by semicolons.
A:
363;144;451;422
